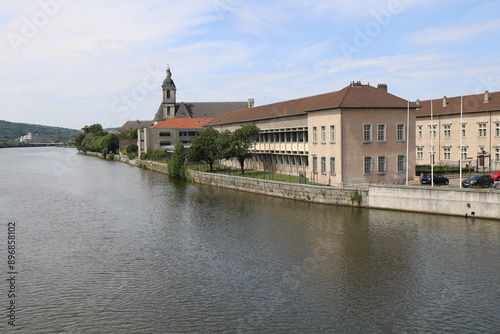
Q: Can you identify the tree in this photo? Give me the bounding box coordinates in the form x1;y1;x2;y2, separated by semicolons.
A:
169;141;188;179
188;127;221;172
221;124;260;174
82;124;106;136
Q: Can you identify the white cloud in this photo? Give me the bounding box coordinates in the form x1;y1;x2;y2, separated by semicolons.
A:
411;19;500;45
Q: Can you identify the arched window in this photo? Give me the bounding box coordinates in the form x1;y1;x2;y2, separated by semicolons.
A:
167;90;171;99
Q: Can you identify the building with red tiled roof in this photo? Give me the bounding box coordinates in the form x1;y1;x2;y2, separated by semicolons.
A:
415;90;500;171
208;82;417;185
138;117;214;155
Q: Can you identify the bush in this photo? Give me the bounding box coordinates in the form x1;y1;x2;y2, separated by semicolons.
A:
168;141;188;179
143;149;167;161
416;165;470;175
126;144;138;158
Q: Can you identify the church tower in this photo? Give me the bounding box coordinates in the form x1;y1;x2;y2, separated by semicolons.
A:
161;65;176;120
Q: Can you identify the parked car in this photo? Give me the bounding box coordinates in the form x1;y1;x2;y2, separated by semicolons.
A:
490;170;500;181
462;174;494;188
420;174;449;185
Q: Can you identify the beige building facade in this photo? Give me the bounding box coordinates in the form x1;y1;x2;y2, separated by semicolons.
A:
415;91;500;172
208;82;416;185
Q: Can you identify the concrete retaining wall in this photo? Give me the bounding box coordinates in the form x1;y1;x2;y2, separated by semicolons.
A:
369;185;500;220
80;152;499;219
189;171;368;206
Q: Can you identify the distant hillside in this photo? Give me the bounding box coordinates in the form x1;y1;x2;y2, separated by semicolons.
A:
0;120;81;143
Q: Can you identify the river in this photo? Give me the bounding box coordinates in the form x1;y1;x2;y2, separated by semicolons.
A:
0;147;498;333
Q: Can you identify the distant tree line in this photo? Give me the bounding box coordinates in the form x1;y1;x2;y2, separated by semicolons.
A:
0;120;81;143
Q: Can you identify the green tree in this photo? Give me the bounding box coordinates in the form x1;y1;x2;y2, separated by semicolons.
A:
82;124;106;136
99;133;119;153
188;127;221;172
169;141;188;179
221;124;260;174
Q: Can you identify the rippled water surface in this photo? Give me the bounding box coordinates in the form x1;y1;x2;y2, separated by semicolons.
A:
0;147;499;333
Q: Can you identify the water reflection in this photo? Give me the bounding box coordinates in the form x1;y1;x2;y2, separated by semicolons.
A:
0;148;498;333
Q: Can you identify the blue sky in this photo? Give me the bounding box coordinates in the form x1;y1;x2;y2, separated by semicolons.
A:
1;0;500;129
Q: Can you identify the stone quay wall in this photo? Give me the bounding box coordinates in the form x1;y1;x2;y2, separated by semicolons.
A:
80;152;499;220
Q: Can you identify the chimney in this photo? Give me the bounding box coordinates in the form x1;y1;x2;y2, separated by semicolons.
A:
351;81;362;87
415;99;420;106
484;91;490;103
377;83;388;92
248;98;255;108
442;96;448;107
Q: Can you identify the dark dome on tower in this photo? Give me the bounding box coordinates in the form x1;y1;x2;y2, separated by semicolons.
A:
162;66;175;87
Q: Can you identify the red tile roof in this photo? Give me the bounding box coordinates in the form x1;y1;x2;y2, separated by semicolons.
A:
415;91;500;117
207;84;414;126
151;118;214;129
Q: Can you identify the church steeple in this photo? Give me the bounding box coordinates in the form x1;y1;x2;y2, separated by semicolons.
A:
161;64;176;119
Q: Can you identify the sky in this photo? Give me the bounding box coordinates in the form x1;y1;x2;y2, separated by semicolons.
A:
1;0;500;130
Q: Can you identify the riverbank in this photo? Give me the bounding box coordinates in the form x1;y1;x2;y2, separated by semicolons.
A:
81;151;500;221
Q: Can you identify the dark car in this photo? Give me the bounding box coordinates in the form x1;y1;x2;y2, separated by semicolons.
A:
462;174;494;188
420;174;449;185
490;170;500;181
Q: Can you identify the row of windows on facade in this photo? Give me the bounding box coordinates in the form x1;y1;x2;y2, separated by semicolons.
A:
417;146;500;161
418;123;500;139
311;155;406;175
358;124;406;143
159;131;199;137
257;131;308;143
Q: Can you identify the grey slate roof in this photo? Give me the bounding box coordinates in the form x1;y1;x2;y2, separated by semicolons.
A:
153;101;249;122
120;120;154;132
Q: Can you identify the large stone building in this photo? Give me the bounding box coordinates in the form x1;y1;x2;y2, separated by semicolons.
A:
415;91;500;172
138;118;213;156
208;82;417;185
20;132;44;143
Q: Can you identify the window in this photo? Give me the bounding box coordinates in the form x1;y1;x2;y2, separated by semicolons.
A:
312;156;318;173
377;124;386;142
397;155;406;173
378;156;387;174
364;156;373;174
363;124;372;142
321;157;326;174
397;124;405;142
430;125;437;138
330;157;336;175
159;141;171;146
478;123;487;137
417;147;424;160
418;126;423;139
443;147;451;160
443;125;451;138
179;131;188;136
320;126;326;143
330;125;336;143
496;123;500;137
461;146;468;161
496;148;500;162
159;132;171;137
312;127;318;143
462;123;466;138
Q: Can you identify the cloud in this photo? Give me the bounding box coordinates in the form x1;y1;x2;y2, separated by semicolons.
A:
411;19;500;45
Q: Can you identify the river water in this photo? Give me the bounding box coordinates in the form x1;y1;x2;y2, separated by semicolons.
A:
0;147;498;333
